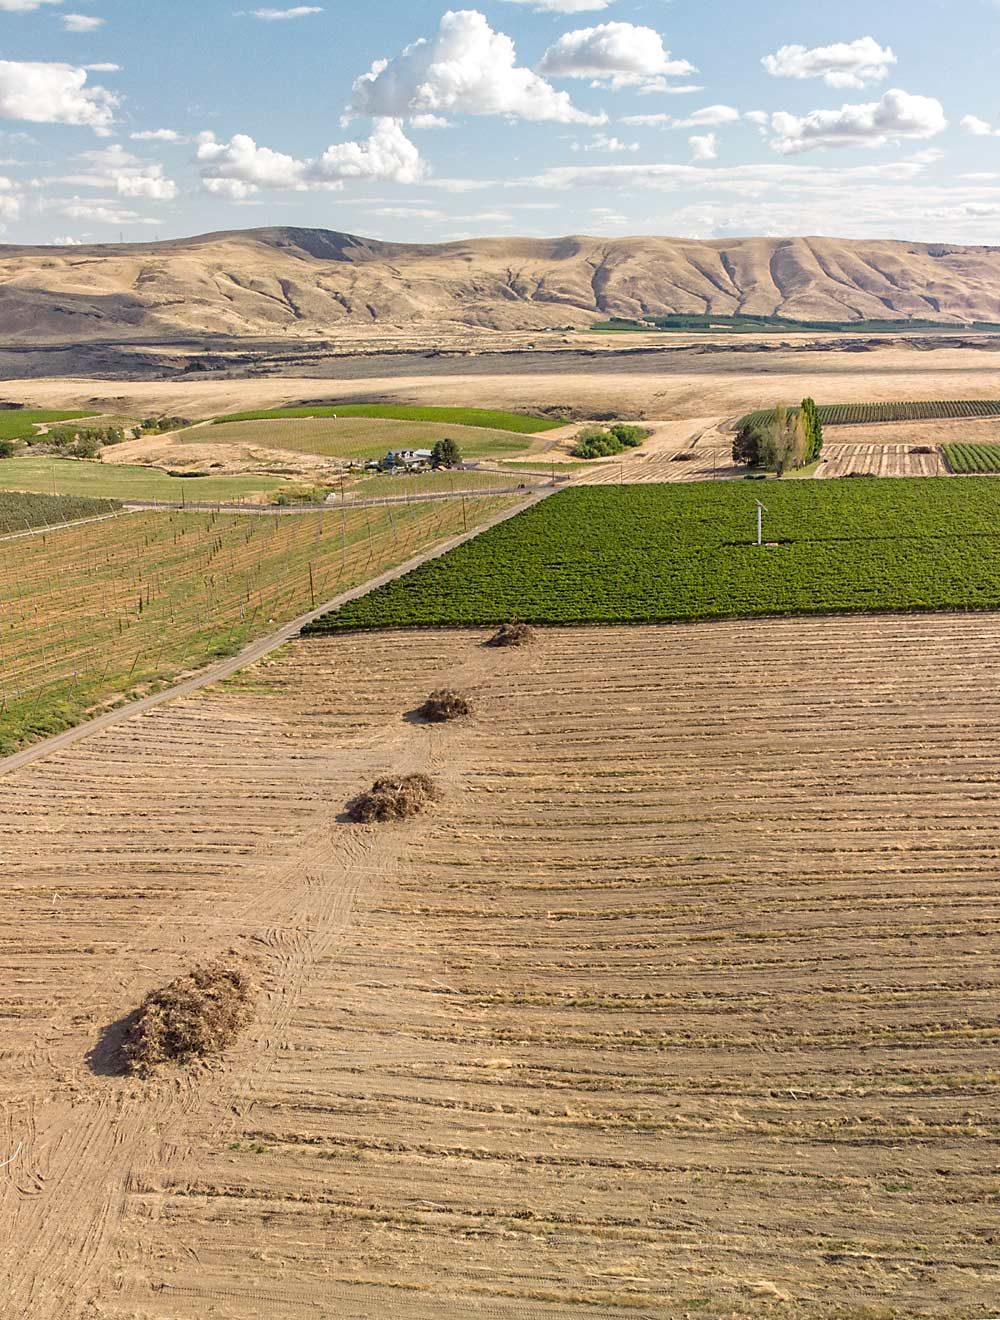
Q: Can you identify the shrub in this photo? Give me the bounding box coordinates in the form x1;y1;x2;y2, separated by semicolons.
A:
608;423;649;448
420;689;473;722
487;621;535;648
347;773;441;823
123;961;255;1075
0;439;16;459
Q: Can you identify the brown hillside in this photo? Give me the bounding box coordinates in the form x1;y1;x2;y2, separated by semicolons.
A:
4;227;1000;342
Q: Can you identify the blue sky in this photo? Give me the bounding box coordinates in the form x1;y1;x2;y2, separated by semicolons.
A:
4;0;1000;245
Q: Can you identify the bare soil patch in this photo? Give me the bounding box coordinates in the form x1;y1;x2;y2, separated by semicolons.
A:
3;617;1000;1317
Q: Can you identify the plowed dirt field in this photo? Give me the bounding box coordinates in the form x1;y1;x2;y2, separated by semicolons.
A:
2;616;999;1318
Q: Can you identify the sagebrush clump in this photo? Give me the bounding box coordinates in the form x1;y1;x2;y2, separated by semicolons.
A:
487;621;535;648
419;689;473;722
347;773;441;823
123;961;255;1075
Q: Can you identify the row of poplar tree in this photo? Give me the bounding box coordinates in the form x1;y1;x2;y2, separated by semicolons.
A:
732;399;824;475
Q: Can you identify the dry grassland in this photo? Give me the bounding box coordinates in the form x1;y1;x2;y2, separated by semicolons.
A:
12;340;1000;423
2;616;1000;1318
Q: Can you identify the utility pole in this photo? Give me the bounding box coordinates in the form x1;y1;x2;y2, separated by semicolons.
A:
755;499;768;547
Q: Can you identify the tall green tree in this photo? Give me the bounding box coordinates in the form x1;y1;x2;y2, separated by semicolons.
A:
432;438;462;468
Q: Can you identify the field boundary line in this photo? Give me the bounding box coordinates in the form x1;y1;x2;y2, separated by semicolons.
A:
123;483;552;515
0;508;133;544
0;486;552;778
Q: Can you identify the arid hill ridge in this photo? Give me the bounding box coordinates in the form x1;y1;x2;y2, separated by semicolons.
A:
5;227;1000;342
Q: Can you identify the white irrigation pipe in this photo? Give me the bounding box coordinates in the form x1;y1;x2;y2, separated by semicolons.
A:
0;1142;23;1169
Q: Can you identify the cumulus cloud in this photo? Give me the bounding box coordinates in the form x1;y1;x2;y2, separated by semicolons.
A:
0;61;117;133
352;9;604;126
689;132;717;161
769;89;947;155
62;13;104;30
198;118;425;194
962;114;1000;137
539;21;696;93
762;37;896;90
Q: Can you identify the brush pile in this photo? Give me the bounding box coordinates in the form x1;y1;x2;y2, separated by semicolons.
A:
123;961;255;1075
487;621;535;648
419;689;473;722
347;773;441;823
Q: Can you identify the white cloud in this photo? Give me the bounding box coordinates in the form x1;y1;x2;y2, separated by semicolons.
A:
51;234;84;245
762;38;896;90
539;21;696;93
313;117;425;184
0;61;117;133
62;13;104;30
53;197;160;225
352;9;604;126
770;90;947;155
86;63;120;73
50;144;178;199
203;176;257;201
622;104;740;129
572;133;638;153
409;113;450;129
962;114;1000;138
247;6;323;18
689;132;717;162
0;0;64;8
130;128;184;142
500;0;612;10
198;118;425;193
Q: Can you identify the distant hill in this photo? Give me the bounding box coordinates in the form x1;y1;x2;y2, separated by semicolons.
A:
4;228;1000;342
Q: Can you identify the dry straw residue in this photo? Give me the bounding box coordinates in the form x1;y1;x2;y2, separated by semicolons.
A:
419;689;473;722
487;621;535;648
347;773;442;823
123;961;256;1075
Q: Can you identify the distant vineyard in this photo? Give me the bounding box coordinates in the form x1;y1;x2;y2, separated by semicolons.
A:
942;443;1000;474
738;400;1000;430
0;491;120;536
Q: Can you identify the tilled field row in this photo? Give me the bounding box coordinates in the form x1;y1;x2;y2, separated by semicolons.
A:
3;615;1000;1317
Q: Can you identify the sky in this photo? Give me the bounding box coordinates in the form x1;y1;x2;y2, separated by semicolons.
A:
4;0;1000;246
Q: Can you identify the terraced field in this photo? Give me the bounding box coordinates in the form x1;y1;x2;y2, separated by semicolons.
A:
2;615;999;1318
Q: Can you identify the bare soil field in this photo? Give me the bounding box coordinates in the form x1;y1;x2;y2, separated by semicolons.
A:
3;615;1000;1318
11;340;1000;425
818;445;948;479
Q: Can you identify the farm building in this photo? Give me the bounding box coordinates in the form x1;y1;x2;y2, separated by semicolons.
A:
384;448;434;471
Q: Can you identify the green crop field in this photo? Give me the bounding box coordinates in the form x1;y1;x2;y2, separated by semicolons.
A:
0;491;120;535
942;443;1000;474
738;400;1000;430
0;409;92;441
0;457;289;502
214;404;563;434
307;479;1000;633
0;494;515;754
199;417;538;462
